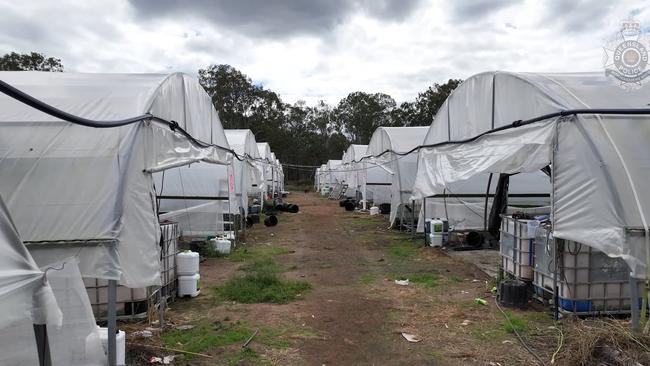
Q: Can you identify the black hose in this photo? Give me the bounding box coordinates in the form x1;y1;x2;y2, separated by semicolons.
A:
0;79;274;164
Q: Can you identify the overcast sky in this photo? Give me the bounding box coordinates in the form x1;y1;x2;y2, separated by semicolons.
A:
0;0;647;104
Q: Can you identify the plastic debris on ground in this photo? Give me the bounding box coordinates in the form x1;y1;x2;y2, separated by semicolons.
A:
132;330;153;338
149;355;176;364
474;298;487;305
401;332;422;343
394;279;410;286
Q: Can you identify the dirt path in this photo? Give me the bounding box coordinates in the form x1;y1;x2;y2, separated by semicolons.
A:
126;192;561;365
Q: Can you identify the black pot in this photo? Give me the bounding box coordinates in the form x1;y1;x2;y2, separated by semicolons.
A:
498;280;529;308
344;201;356;211
264;215;278;227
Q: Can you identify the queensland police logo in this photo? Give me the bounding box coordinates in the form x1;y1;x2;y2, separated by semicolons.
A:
603;18;650;88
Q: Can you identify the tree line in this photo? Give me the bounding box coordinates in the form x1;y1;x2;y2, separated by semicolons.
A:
0;52;461;182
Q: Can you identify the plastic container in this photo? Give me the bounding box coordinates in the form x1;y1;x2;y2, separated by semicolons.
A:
369;206;379;215
176;251;199;276
426;218;449;247
500;216;535;280
210;238;231;254
533;225;643;314
98;327;126;366
178;273;201;297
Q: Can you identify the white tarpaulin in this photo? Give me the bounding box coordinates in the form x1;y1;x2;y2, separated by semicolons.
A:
225;129;263;216
341;144;367;198
367;127;428;225
0;72;232;287
413;71;650;278
155;163;231;238
257;142;278;198
0;195;61;329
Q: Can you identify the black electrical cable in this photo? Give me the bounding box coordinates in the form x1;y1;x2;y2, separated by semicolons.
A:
347;108;650;165
0;78;259;163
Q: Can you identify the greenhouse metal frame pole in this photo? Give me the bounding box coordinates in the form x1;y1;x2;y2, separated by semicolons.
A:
107;279;117;366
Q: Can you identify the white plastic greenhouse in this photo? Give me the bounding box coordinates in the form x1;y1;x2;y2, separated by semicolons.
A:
257;142;282;200
0;71;232;287
412;71;650;282
341;144;367;199
366;126;428;225
225;129;264;216
0;71;234;365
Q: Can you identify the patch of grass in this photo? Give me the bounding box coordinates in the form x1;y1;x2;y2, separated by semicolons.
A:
386;241;419;258
239;257;284;273
217;261;311;304
160;321;251;357
501;311;528;333
359;273;378;285
228;245;290;262
391;273;439;287
227;347;259;365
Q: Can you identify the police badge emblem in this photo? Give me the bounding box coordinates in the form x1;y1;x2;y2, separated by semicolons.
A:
603;18;650;88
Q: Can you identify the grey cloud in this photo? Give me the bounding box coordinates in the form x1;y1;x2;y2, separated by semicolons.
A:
449;0;520;20
541;0;617;33
128;0;422;38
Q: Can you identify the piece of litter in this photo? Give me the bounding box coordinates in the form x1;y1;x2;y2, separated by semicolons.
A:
502;340;513;344
474;298;487;306
491;286;498;294
395;279;410;286
461;319;471;326
162;356;175;364
471;279;480;282
311;314;315;318
461;290;469;294
401;332;422;343
270;233;274;237
133;330;153;338
174;324;194;331
444;324;449;329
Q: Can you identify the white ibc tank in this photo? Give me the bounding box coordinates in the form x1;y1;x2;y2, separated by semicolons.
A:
369;206;379;215
178;273;201;297
176;251;199;276
98;327;126;366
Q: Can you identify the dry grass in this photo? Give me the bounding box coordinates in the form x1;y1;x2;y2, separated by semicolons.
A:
559;318;650;365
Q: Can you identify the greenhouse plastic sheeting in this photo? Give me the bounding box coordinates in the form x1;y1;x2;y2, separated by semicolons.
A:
0;258;104;366
341;144;368;198
0;72;232;287
226;130;263;215
367;127;428;225
413;71;650;279
155;163;232;237
0;195;61;330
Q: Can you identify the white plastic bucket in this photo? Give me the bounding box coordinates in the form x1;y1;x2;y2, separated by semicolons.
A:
178;273;201;297
98;327;126;366
369;206;379;215
176;251;199;276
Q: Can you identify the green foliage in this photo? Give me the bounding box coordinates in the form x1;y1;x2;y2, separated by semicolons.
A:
197;63;462;182
0;52;63;71
501;311;528;333
217;265;311;304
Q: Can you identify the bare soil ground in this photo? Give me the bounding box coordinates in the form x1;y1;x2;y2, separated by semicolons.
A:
123;192;647;365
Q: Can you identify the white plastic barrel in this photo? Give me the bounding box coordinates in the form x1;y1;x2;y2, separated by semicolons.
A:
176;251;199;276
369;206;379;215
98;327;126;366
178;273;201;297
